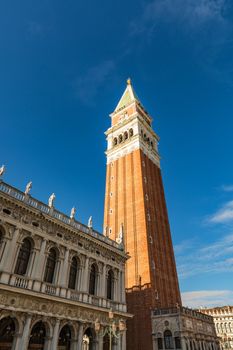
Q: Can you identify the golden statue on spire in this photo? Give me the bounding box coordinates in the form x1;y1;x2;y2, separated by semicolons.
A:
127;78;131;85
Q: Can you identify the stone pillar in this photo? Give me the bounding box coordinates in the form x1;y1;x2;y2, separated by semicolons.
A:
122;331;126;350
1;228;20;273
181;337;187;350
82;257;89;292
101;264;106;298
17;314;32;349
27;248;37;277
54;258;62;285
114;273;119;302
97;334;103;350
116;335;122;350
50;319;60;350
121;270;126;303
0;236;9;268
117;272;122;303
113;338;118;350
31;238;47;280
77;323;84;350
97;272;101;297
59;248;70;287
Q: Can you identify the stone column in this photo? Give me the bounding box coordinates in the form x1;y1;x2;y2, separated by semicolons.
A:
117;272;122;303
27;248;37;277
101;264;106;298
1;228;20;273
50;319;60;350
116;334;122;350
97;334;103;350
31;238;47;280
17;314;32;349
54;258;62;285
82;257;89;292
59;248;70;287
114;273;119;302
0;236;9;268
122;331;126;350
121;270;126;303
77;323;84;350
113;338;118;350
181;337;187;350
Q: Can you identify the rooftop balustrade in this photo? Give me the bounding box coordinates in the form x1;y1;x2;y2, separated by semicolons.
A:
0;181;121;250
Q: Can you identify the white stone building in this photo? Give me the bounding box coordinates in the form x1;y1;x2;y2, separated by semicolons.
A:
151;306;220;350
0;180;130;350
200;306;233;350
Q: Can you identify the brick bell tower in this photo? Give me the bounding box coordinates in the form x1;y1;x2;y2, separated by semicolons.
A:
103;79;181;350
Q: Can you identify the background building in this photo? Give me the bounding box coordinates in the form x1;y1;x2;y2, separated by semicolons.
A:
200;307;233;350
0;180;130;349
152;306;220;350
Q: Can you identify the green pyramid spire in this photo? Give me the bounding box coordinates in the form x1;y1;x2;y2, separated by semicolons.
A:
115;78;140;112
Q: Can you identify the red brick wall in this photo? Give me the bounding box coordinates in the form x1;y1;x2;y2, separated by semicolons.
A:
103;128;181;350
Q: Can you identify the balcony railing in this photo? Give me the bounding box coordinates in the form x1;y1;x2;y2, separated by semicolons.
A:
152;306;213;321
0;181;121;251
3;272;127;313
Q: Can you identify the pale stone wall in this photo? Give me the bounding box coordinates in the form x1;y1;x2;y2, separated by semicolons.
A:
200;307;233;349
151;307;220;350
0;181;129;349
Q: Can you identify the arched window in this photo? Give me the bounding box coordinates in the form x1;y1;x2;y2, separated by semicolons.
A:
0;228;4;260
175;337;181;349
158;338;163;350
118;134;123;144
83;327;96;350
0;228;3;243
164;330;174;349
14;238;31;275
124;131;128;140
89;264;97;295
59;325;72;349
44;248;57;283
29;321;46;347
113;138;117;146
0;317;16;348
129;128;134;137
107;270;114;300
68;257;78;290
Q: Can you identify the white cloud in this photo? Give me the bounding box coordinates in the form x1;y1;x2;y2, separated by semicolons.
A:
74;60;116;104
182;290;233;308
221;185;233;192
130;0;228;35
176;233;233;279
208;200;233;224
174;238;196;254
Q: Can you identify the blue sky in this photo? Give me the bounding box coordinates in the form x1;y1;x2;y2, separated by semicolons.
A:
1;0;233;308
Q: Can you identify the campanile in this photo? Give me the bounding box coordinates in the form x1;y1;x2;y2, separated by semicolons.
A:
103;79;181;350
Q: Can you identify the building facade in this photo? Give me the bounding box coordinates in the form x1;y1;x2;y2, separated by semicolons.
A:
0;180;130;350
103;79;181;350
152;306;220;350
200;307;233;349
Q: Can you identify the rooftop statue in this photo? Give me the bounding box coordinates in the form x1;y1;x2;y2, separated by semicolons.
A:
70;207;76;219
104;226;109;237
25;181;32;195
116;223;124;247
88;216;93;229
0;165;5;177
48;193;56;208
